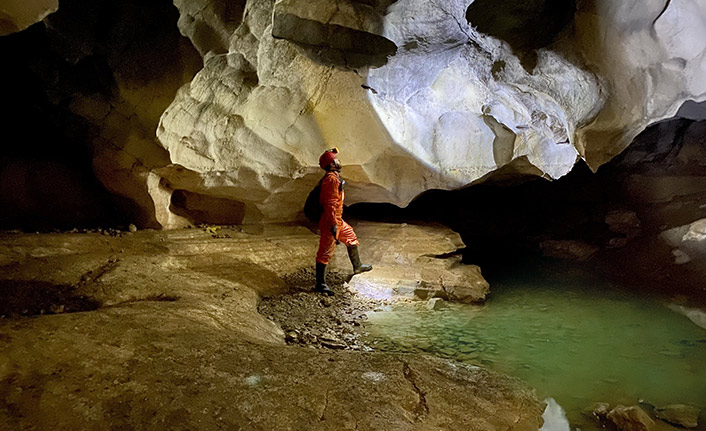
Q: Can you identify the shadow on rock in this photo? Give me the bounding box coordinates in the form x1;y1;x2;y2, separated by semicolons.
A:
0;280;102;318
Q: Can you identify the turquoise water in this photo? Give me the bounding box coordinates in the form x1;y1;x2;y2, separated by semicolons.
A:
362;276;706;425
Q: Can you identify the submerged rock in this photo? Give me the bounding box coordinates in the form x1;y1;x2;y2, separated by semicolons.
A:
654;404;701;429
660;218;706;276
589;402;611;421
607;405;656;431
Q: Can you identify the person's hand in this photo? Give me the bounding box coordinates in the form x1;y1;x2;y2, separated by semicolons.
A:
330;225;340;244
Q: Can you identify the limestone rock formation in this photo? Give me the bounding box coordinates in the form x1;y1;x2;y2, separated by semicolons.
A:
272;0;397;67
156;0;598;224
596;117;706;296
5;0;705;228
34;0;203;228
661;218;706;267
339;223;489;303
574;0;706;167
151;0;705;226
172;0;244;56
0;0;57;35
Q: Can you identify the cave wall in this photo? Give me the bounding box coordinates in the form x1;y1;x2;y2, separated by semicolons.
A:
0;0;202;229
156;0;602;224
0;22;122;230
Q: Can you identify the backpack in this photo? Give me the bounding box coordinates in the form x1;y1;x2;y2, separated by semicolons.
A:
304;176;325;223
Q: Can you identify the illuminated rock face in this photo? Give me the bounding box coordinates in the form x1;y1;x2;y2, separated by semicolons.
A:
0;0;57;35
574;0;706;168
153;0;705;226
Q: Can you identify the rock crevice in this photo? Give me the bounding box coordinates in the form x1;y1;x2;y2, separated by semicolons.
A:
401;360;429;421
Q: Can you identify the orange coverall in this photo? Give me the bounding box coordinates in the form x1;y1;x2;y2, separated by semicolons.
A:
316;171;359;265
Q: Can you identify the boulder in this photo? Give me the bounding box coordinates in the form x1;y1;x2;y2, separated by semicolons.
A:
605;210;641;239
539;240;600;262
660;218;706;269
654;404;701;428
607;405;656;431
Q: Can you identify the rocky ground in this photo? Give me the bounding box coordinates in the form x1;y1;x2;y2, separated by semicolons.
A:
0;222;544;430
258;267;379;351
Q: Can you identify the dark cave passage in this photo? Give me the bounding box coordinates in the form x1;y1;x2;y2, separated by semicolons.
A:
0;0;200;231
348;108;706;300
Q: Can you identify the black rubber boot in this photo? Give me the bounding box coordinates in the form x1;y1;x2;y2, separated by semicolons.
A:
347;246;373;274
315;262;334;296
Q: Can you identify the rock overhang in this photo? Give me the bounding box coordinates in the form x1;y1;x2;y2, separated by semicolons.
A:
155;0;616;226
7;0;704;228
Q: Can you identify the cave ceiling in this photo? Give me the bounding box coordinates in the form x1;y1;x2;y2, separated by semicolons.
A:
2;0;705;227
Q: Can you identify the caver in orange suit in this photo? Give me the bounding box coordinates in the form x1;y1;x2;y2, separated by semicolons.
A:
315;148;372;295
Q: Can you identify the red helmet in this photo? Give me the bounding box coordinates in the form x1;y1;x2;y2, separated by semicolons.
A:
318;147;339;170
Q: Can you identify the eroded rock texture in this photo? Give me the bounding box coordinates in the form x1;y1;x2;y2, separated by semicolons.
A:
343;223;489;303
0;0;57;35
151;0;705;226
156;0;591;224
3;0;704;228
574;0;706;168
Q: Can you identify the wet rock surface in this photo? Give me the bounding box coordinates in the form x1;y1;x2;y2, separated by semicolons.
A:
607;405;656;431
654;404;701;429
0;222;543;430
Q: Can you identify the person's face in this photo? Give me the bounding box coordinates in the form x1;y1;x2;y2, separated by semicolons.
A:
330;157;341;171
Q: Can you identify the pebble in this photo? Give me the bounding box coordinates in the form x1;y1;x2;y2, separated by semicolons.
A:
320;339;347;349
